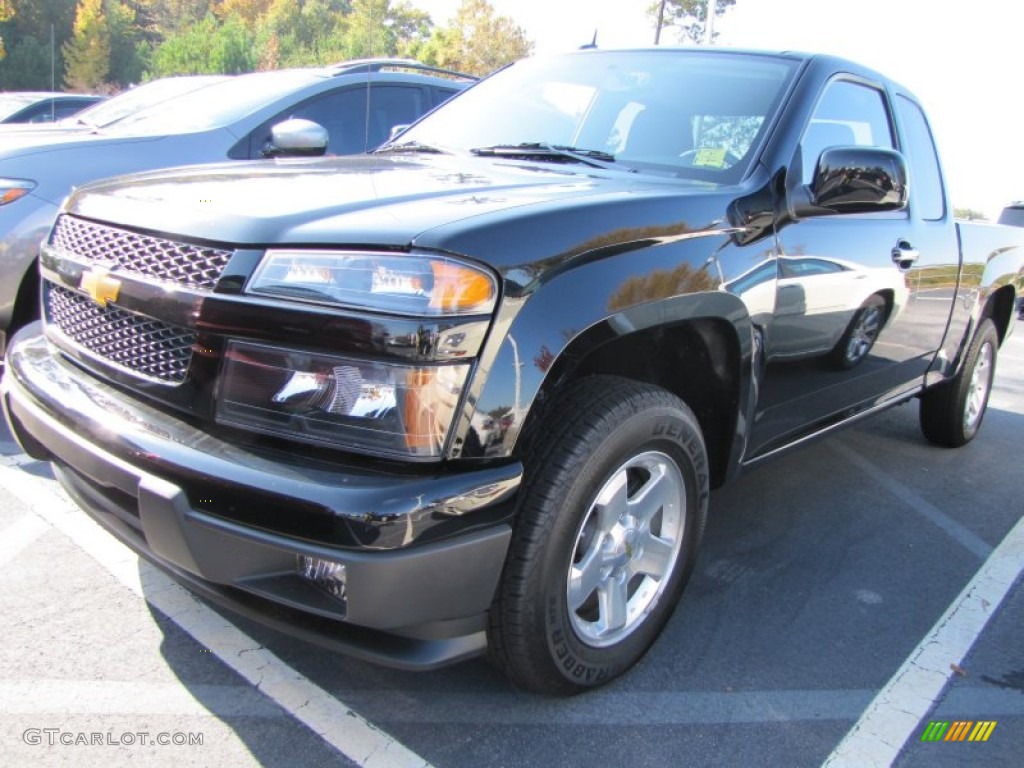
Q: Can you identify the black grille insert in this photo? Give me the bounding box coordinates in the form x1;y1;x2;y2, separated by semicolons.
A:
50;215;232;290
46;283;195;383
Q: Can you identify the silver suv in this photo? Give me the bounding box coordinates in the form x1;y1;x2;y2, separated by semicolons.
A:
998;203;1024;317
0;60;474;358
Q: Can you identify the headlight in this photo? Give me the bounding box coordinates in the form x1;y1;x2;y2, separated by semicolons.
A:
248;250;497;316
217;340;470;458
0;178;36;206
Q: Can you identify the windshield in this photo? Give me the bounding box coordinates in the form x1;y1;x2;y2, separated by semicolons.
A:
0;93;42;120
396;50;798;179
105;71;324;135
67;76;229;128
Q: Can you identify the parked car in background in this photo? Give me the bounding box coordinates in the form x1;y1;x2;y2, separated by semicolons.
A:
0;60;474;359
998;203;1024;317
998;202;1024;228
0;92;104;124
0;76;229;137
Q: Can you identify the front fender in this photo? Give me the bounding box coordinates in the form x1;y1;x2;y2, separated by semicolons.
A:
0;194;59;336
450;232;755;461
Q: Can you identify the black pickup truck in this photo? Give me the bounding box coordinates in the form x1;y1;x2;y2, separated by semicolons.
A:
4;49;1023;695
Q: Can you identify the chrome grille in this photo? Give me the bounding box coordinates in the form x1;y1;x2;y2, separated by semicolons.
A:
50;215;232;290
46;283;195;383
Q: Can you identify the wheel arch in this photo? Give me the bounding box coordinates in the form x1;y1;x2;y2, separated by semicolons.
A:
982;283;1016;344
11;257;41;333
456;284;754;490
530;316;744;488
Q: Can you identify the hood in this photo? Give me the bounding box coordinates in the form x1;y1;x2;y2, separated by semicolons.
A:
68;154;736;271
0;122;91;137
0;128;163;158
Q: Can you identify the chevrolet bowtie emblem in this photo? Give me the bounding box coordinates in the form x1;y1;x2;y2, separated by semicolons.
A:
80;268;121;307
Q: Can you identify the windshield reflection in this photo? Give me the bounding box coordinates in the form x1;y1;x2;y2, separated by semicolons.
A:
393;50;797;180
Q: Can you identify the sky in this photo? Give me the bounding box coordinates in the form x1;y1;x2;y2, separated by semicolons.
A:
411;0;1024;220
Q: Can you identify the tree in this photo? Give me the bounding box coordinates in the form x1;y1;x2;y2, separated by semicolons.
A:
63;0;112;91
953;207;987;221
148;12;257;75
341;0;431;60
213;0;274;26
650;0;736;45
107;1;146;86
412;0;531;76
0;0;79;89
144;0;212;37
0;35;52;88
258;0;350;67
0;0;13;59
5;0;77;43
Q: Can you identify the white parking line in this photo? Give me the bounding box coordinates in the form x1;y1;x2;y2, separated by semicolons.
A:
822;512;1024;767
0;458;434;768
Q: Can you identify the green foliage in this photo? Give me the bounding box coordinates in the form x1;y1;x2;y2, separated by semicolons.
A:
411;0;532;76
62;0;143;91
108;1;146;86
6;0;77;42
649;0;736;45
147;0;212;36
0;34;52;88
341;0;431;60
0;0;13;59
0;0;535;88
953;207;986;221
149;12;257;76
258;0;351;67
0;0;78;88
63;0;112;91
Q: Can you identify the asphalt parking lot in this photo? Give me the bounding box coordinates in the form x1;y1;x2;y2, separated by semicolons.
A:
1;332;1021;767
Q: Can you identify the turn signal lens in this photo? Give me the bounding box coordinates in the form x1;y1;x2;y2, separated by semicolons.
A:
428;261;496;313
0;179;35;206
249;250;496;316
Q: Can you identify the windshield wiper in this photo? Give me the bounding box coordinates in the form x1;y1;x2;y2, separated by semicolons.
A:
470;143;623;170
374;140;448;155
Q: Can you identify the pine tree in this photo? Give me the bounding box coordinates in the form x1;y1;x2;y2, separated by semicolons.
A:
63;0;112;90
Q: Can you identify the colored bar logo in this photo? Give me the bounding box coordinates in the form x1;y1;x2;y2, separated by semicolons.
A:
920;721;997;742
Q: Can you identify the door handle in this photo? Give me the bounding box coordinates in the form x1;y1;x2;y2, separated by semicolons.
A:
892;240;919;270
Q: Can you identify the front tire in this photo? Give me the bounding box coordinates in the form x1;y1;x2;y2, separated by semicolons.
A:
487;376;708;695
920;318;999;447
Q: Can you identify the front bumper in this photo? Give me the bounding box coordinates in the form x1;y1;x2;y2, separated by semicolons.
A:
2;328;521;669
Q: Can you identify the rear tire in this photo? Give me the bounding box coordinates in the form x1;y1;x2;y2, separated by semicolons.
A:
487;376;708;695
920;318;998;447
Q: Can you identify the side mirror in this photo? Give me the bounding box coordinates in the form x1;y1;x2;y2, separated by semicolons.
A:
806;146;908;215
263;118;328;158
388;123;410;142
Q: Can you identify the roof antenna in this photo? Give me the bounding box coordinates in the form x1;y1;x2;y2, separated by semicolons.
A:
580;30;598;50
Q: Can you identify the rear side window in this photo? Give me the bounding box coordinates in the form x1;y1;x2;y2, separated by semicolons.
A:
249;85;427;156
363;86;427;150
318;86;428;153
895;95;946;221
800;79;895;185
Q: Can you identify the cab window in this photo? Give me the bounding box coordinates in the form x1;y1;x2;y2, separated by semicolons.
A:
800;80;895;185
